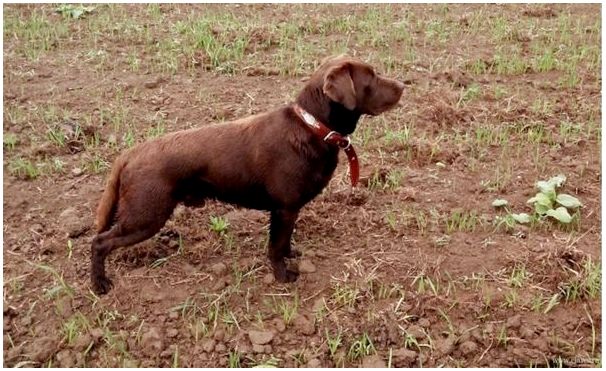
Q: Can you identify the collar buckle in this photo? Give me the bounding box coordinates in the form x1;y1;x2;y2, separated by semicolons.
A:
292;103;359;187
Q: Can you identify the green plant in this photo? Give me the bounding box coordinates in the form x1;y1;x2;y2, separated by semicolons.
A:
325;328;343;358
332;283;360;308
3;133;18;150
412;274;438;295
62;313;90;345
46;126;67;147
403;331;420;350
527;175;582;224
559;257;601;302
85;154;109;174
543;293;560;314
496;325;509;347
33;263;74;299
445;210;480;233
55;4;96;19
493;211;530;232
252;356;281;368
459;83;481;105
384;126;412;145
492;174;582;230
367;169;404;191
507;264;530;288
9;157;40;180
502;289;518;308
275;295;299;325
209;215;229;235
145;119;166;139
347;332;375;361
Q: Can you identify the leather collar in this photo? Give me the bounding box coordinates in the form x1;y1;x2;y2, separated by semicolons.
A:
292;103;359;187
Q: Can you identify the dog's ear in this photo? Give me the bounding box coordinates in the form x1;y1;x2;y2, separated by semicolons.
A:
323;63;356;110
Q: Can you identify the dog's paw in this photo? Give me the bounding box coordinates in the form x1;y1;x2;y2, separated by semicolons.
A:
92;275;113;295
275;269;299;283
286;249;302;258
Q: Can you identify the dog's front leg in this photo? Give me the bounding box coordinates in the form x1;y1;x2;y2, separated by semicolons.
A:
268;209;300;282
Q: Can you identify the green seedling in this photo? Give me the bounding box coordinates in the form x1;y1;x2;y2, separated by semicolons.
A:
227;350;242;368
275;295;299;325
559;257;601;302
493;200;531;230
9;157;40;180
497;325;509;347
3;133;18;150
332;283;360;308
527;175;582;224
502;289;518;308
543;293;560;314
403;330;420;350
326;328;343;358
492;175;581;230
252;356;281;368
347;332;375;361
209;215;229;235
55;4;96;19
508;264;530;288
491;199;508;207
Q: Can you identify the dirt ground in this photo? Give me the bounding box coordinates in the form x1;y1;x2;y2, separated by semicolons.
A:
3;3;601;367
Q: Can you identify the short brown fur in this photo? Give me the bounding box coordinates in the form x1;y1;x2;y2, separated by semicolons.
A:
91;56;404;294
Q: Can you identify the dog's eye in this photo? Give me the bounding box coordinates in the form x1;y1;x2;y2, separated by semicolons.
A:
364;86;372;95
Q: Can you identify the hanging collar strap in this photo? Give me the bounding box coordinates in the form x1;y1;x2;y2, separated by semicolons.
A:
292;103;359;187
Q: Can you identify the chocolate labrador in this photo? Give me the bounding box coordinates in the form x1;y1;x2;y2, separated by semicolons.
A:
91;55;404;294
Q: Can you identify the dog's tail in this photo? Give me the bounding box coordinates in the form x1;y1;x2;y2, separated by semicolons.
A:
95;155;127;233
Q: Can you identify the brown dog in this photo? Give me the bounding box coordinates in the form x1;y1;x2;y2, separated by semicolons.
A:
91;55;404;294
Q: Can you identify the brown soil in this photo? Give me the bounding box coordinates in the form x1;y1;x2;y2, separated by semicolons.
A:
3;3;601;368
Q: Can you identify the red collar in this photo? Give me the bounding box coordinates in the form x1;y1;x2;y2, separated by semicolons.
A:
292;103;359;187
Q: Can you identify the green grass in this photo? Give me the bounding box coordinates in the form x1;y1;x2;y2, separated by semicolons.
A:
145;118;166;139
347;332;375;362
46;125;68;147
367;169;404;191
62;312;91;345
492;47;529;75
274;295;299;325
332;282;360;308
84;154;110;174
459;83;481;105
507;264;530;288
3;133;19;150
8;157;40;180
445;210;481;233
412;274;438;296
326;328;344;359
384;125;413;146
559;257;601;302
228;350;241;368
3;8;69;60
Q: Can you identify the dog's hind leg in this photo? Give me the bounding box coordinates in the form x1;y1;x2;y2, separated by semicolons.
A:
268;209;300;283
91;188;177;294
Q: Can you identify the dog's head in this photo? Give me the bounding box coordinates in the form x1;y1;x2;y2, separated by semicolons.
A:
316;55;405;116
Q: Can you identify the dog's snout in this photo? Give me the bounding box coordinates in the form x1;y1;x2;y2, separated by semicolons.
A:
395;80;405;91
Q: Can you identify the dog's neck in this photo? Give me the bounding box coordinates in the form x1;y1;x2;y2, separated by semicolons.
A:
295;85;361;135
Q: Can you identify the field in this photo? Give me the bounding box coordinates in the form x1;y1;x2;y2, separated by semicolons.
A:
2;3;601;367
